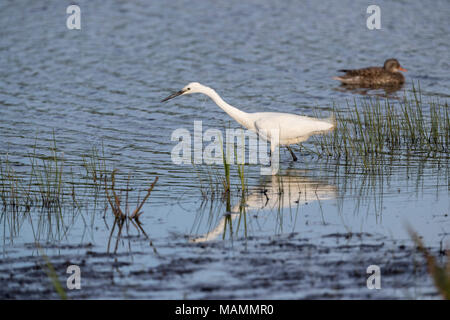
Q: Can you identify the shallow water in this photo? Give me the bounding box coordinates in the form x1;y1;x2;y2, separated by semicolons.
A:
0;0;449;299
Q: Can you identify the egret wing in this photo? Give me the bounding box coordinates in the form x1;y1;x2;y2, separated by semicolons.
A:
254;113;334;145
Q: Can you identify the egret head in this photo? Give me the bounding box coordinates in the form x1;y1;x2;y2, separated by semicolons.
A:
384;59;407;73
161;82;204;102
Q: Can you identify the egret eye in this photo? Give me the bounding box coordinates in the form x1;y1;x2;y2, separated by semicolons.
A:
187;88;190;91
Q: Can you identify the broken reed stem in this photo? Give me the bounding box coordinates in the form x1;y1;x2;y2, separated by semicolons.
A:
131;176;158;219
104;169;158;244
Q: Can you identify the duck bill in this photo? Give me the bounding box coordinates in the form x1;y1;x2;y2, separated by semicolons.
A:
161;90;185;102
398;67;407;72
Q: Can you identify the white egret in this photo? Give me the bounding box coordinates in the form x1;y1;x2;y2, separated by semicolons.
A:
161;82;335;162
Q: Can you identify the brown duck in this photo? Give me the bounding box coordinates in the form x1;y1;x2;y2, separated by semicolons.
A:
333;59;407;86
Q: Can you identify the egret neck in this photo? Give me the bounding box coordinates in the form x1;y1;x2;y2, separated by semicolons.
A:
200;86;254;130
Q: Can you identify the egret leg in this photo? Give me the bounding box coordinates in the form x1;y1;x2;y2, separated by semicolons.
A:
286;146;298;162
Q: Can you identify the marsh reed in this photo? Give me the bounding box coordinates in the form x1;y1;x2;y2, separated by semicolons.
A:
409;227;450;300
313;88;449;171
0;142;107;210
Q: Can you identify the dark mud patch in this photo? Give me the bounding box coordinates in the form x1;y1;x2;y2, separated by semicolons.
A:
0;232;440;299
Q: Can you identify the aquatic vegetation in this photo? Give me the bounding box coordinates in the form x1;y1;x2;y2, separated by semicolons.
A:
192;136;252;203
409;228;450;300
0;140;112;211
0;142;66;210
81;144;108;190
38;247;67;300
191;140;251;240
0;137;160;251
0;140;152;244
313;88;449;172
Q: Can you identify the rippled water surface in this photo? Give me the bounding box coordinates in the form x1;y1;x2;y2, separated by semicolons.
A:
0;0;449;299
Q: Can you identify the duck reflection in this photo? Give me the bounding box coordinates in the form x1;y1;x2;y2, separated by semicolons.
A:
190;170;337;243
334;84;403;98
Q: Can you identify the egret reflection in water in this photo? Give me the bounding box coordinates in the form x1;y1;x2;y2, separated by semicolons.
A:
190;171;337;243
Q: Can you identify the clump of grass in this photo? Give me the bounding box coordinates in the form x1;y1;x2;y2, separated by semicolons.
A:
313;88;449;171
0;139;118;244
408;228;450;300
191;139;251;240
0;155;24;209
192;135;251;205
35;138;65;208
0;146;66;210
81;144;108;190
0;140;108;211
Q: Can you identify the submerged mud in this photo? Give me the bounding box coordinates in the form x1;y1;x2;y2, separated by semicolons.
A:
0;232;440;299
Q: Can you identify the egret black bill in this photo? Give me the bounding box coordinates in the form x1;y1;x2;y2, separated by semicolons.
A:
161;90;185;102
